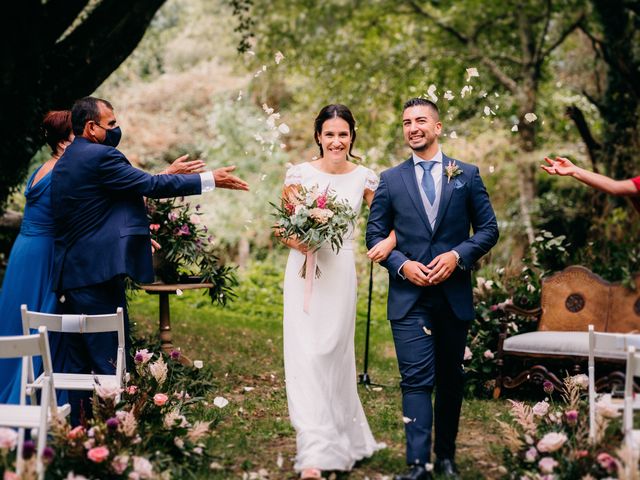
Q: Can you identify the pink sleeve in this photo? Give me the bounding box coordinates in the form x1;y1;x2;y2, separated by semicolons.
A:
631;176;640;191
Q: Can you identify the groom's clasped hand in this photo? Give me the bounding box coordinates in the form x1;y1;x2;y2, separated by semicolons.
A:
401;251;457;286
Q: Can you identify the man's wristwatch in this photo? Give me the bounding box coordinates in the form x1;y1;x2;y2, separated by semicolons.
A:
451;250;465;270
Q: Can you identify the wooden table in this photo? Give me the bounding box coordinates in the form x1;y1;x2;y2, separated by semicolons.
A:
139;282;213;366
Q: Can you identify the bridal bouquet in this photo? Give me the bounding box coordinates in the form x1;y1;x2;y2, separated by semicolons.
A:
272;183;357;278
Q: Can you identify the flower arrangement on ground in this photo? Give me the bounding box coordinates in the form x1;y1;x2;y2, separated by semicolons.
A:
497;375;635;479
272;183;357;277
0;347;222;479
146;197;237;305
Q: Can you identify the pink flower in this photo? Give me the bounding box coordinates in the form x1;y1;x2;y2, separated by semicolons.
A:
67;426;85;440
177;224;190;236
543;380;554;394
153;393;169;406
132;456;154;478
134;349;153;365
538;456;558;473
189;214;201;225
537;432;567;452
597;452;618;472
565;409;578;425
483;349;494;360
3;471;20;480
524;446;538;463
111;454;129;475
532;401;550;417
317;195;327;209
87;446;109;463
127;385;138;395
149;224;160;232
168;212;178;222
463;346;472;361
575;449;589;458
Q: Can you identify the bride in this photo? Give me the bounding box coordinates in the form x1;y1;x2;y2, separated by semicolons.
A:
278;104;395;479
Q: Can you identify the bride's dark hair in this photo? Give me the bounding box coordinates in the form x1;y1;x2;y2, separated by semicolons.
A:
313;104;361;160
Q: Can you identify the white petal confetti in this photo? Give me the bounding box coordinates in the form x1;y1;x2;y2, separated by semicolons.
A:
426;84;438;103
402;416;413;424
460;85;473;98
524;112;538;123
450;131;458;139
372;387;383;392
243;386;255;392
278;123;290;134
213;396;229;408
511;125;519;132
483;106;491;116
466;67;479;81
276;452;284;468
193;360;204;369
274;51;285;64
176;289;183;296
444;90;455;101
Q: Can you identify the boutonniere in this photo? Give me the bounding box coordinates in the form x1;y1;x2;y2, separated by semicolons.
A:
445;160;463;183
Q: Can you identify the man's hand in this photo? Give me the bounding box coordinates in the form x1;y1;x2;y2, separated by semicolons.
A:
150;239;161;254
213;166;250;191
425;252;457;285
541;156;576;177
401;261;432;286
162;154;206;175
367;235;396;263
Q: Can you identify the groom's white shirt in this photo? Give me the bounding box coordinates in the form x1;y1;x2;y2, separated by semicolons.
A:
412;148;443;228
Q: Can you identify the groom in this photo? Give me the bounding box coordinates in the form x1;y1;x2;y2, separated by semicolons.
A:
366;98;498;480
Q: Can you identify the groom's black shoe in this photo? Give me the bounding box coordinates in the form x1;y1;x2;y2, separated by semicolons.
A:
394;465;432;480
434;458;460;479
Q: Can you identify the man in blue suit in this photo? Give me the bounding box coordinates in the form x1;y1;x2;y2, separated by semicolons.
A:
52;96;248;422
366;98;498;480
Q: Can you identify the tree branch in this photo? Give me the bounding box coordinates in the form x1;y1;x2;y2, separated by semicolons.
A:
48;0;167;106
565;105;602;172
41;0;91;45
404;0;469;45
534;0;553;63
539;12;585;61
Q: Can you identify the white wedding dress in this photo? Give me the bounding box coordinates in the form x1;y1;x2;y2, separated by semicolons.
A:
282;162;385;472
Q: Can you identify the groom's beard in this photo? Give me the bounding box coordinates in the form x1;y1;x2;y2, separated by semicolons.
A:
410;136;436;153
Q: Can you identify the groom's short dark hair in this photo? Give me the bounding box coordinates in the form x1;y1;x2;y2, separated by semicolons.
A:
403;98;439;119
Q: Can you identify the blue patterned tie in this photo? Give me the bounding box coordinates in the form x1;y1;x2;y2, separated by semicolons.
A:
419;161;437;204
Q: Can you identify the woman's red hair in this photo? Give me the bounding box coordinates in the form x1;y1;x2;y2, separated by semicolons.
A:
43;110;72;153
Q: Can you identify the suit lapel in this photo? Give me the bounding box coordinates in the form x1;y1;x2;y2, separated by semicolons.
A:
432;154;455;236
399;157;433;234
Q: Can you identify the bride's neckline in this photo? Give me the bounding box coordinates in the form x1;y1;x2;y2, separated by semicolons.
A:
306;161;360;176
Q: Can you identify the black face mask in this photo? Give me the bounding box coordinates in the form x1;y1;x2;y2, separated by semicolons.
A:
101;126;122;148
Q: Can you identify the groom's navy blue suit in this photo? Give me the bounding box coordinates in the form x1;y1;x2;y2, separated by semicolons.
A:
51;137;202;421
366;154;498;465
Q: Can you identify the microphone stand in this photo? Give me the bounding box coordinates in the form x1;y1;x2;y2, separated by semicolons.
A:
358;261;384;389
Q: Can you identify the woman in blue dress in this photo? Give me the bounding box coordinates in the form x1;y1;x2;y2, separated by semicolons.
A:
0;110;73;404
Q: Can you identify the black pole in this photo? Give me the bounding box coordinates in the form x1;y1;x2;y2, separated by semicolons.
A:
359;261;374;386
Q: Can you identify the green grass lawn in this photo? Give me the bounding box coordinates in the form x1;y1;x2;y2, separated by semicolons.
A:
128;261;508;479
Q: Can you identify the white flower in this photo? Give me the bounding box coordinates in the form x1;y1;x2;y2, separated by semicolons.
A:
149;356;168;386
463;346;473;361
193;360;204;369
524;112;538;123
95;381;122;401
0;428;18;450
274;51;285;64
537;432;567;452
131;456;153;479
427;84;438;102
309;208;334;224
596;400;621;419
570;374;589;390
213;396;229;408
465;67;479;81
532;401;550;417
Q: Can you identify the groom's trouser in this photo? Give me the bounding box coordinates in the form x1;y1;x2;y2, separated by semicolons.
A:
58;275;131;425
390;287;469;465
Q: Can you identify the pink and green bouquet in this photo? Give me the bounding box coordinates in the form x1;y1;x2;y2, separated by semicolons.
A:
272;183;356;277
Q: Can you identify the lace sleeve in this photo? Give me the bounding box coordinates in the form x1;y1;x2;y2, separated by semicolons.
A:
284;164;303;186
364;168;379;192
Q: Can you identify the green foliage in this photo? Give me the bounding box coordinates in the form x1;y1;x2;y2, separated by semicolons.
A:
146;197;238;306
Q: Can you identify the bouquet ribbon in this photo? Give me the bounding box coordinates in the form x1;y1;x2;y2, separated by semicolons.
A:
303;251;317;314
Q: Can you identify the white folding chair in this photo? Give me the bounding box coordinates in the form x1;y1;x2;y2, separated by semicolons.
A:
587;325;640;443
624;346;640;454
0;327;70;479
21;305;126;399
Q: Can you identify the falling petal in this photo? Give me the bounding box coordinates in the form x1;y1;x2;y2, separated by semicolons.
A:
465;67;479;81
243;387;255;392
524;113;538;123
275;51;285;64
213;396;229;408
176;289;183;296
278;123;290;134
426;84;438;102
450;131;458;139
402;416;413;424
444;90;455;101
489;165;495;173
261;174;267;181
276;453;284;468
460;85;473;98
372;387;383;392
511;125;519;132
483;106;491;116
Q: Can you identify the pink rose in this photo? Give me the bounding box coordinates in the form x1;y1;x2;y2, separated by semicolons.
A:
524;446;538;463
483;349;494;360
537;432;567;452
538;456;558;473
87;446;109;463
597;452;618;472
149;224;160;232
532;401;550;417
127;386;138;395
67;426;85;440
153;393;169;406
